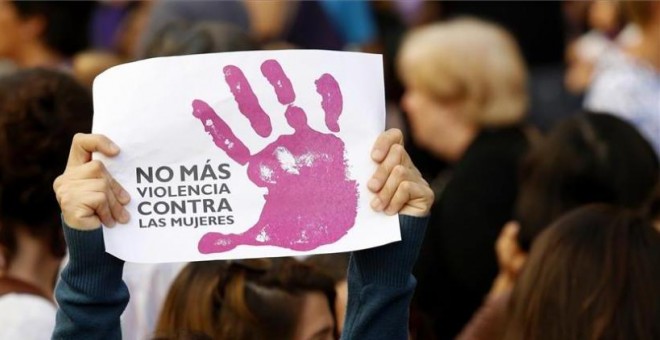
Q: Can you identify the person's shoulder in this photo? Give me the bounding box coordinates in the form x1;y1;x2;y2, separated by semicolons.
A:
463;126;529;163
0;293;56;339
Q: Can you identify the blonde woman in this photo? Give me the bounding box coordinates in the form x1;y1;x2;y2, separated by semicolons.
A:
397;18;530;339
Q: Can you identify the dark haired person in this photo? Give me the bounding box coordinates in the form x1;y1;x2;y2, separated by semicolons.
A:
0;69;92;339
516;111;659;250
305;253;350;334
458;112;659;339
505;204;660;340
52;129;433;339
0;0;93;69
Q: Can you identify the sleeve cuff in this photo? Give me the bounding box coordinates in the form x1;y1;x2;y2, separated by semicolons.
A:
351;215;429;287
61;220;125;296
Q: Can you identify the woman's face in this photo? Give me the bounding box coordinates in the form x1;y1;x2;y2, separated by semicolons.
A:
401;85;467;161
293;291;335;340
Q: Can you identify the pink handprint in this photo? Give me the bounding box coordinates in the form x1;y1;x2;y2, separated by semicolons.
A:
192;59;358;254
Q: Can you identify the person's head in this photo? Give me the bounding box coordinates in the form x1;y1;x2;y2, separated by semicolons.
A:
144;21;258;59
155;258;336;340
516;112;659;251
0;0;92;66
505;204;660;340
305;253;350;334
397;18;527;161
588;0;624;34
0;68;93;266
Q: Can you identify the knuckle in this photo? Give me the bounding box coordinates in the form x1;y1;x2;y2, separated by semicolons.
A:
391;143;404;156
392;164;407;178
388;128;403;142
72;133;85;144
88;160;105;174
59;194;72;209
53;175;63;191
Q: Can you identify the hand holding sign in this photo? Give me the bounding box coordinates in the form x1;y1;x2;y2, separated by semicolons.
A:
191;59;358;253
54;134;131;230
85;51;402;262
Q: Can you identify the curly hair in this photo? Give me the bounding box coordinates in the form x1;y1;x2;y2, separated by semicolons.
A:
0;68;92;261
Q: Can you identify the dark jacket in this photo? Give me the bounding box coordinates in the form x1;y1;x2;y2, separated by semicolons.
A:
414;126;529;339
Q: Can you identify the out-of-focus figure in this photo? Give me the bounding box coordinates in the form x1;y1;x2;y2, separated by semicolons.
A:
505;204;660;340
397;18;530;339
0;69;92;340
565;0;626;94
0;1;93;70
152;258;336;340
584;1;660;156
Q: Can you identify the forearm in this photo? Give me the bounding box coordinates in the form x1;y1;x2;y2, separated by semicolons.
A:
52;221;129;340
342;215;429;340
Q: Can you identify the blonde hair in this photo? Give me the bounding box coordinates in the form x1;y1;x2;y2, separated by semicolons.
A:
398;18;528;127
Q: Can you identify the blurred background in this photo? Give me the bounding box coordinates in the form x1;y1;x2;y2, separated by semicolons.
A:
1;1;658;340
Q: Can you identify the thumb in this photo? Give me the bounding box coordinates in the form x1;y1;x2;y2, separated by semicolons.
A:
67;133;120;168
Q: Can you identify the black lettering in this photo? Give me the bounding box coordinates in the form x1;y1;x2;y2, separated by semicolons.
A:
138;202;151;215
217;163;231;179
136;167;153;184
155;166;174;182
180;165;198;181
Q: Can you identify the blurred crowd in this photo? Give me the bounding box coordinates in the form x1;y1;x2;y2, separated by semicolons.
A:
0;1;658;340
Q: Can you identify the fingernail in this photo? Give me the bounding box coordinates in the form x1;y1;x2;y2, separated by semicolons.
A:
120;189;131;202
371;197;383;211
108;142;120;153
371;149;384;161
120;210;130;223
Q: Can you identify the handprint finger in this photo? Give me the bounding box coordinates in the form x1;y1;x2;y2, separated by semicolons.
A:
284;105;309;132
315;73;343;132
261;59;295;105
192;99;251;165
223;65;272;137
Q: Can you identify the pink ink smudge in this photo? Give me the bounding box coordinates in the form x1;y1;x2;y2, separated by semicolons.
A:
193;59;357;253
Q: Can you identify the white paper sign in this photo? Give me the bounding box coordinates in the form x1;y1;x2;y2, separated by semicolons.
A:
93;50;400;263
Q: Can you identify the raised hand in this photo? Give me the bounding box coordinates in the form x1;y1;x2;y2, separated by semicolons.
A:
54;134;131;231
192;59;358;253
367;128;433;218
